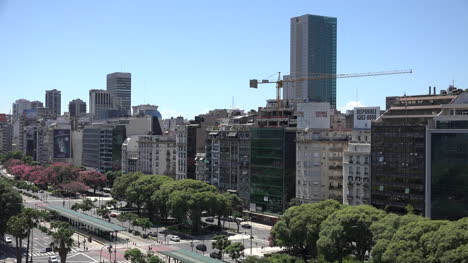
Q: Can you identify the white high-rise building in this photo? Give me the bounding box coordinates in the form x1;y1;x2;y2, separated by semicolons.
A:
343;130;371;205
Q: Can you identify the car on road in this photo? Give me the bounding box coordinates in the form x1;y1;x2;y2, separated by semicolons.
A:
205;217;214;222
4;236;12;243
241;223;251;229
48;256;59;263
109;212;120;218
196;244;207;252
210;252;222;259
170;235;180;242
148;232;158;237
45;247;53;252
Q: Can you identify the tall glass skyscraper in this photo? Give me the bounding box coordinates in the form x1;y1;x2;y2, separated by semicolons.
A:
288;14;337;108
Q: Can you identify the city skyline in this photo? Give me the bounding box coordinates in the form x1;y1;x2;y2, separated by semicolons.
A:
1;0;467;119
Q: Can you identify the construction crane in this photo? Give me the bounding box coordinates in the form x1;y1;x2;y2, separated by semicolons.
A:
250;69;413;108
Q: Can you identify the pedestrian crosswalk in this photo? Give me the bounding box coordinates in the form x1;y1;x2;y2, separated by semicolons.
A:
30;248;79;257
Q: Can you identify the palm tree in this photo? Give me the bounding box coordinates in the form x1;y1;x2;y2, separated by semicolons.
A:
50;222;75;263
7;215;29;263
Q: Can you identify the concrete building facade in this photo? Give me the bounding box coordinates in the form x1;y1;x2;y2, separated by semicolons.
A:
296;129;350;203
69;99;87;118
45;89;61;117
89;90;115;120
343;130;371;205
107;72;131;115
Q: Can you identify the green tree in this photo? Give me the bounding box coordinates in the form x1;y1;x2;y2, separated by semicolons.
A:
22;208;45;263
124;248;164;263
212;235;231;260
0;151;23;164
165;179;217;233
105;170;122;188
71;198;95;213
424;217;468;263
317;205;385;263
370;213;424;263
224;192;243;232
380;220;448;263
271;199;342;259
105;199;118;209
50;221;75;263
225;242;244;262
135;217;152;235
118;213;138;231
7;215;29;263
125;174;172;215
0;180;22;238
111;172;143;201
97;208;111;218
124;248;146;263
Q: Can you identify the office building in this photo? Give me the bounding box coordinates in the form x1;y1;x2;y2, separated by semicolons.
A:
31;101;44;109
175;110;229;180
175;124;198;180
121;135;176;176
45;89;61;117
89;89;115;120
287;14;337;107
0;114;12;153
204;125;252;206
132;104;162;119
343;130;371;205
82;124;126;171
371;90;458;215
425;92;468;220
12;99;32;120
249;127;296;215
69;99;87;118
107;72;131;115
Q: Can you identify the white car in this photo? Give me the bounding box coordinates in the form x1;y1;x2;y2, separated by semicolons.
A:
4;237;12;243
170;235;180;242
48;256;59;263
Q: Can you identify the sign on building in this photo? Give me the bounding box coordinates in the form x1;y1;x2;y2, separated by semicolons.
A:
53;129;71;158
353;107;380;129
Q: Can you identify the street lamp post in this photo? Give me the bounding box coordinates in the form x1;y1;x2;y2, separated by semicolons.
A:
250;215;253;256
99;244;110;263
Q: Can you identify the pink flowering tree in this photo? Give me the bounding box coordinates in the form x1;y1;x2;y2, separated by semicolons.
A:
43;163;80;187
8;164;30;179
5;159;24;172
79;170;107;193
27;165;46;184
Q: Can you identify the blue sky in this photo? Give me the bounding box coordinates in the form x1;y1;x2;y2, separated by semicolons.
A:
1;0;467;118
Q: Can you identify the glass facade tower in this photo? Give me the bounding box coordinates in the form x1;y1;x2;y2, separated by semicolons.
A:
428;129;468;220
250;128;296;214
289;14;337;107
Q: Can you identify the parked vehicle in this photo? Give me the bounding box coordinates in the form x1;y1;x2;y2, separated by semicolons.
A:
170;235;180;242
210;252;222;259
148;232;158;237
242;223;252;229
109;212;120;217
205;217;214;222
196;244;207;252
48;256;59;263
